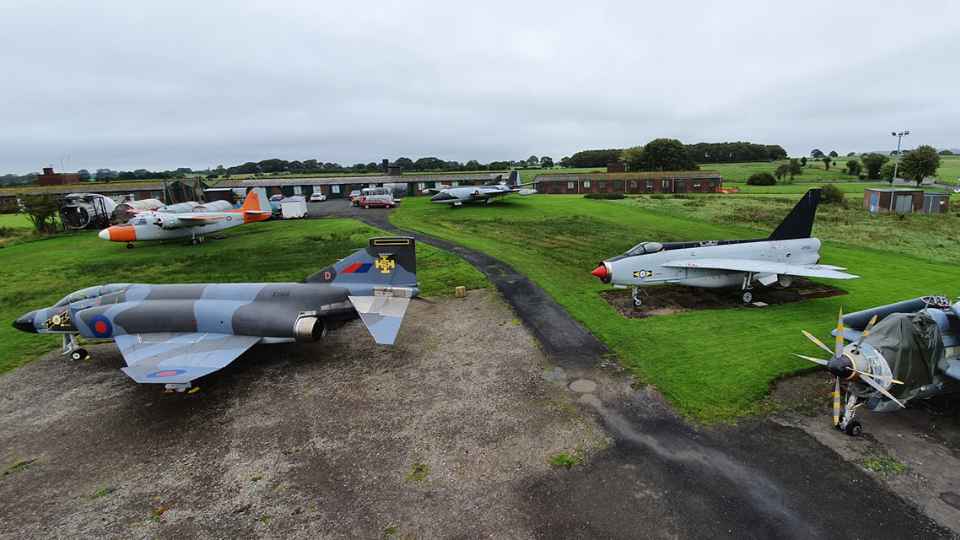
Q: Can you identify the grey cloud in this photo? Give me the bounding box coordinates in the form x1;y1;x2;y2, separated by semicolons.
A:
1;0;957;173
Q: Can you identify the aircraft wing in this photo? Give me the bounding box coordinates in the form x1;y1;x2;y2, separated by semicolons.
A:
661;258;859;280
158;214;226;228
115;333;260;384
348;295;411;345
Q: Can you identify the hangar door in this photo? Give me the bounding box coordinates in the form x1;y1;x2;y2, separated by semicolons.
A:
894;195;913;214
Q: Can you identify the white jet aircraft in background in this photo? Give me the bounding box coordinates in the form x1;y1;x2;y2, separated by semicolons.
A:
98;190;272;248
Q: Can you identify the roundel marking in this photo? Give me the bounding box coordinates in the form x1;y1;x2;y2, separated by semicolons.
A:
90;315;113;338
148;369;187;378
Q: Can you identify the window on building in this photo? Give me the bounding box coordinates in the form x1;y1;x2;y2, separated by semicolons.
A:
293;186;303;195
693;183;700;191
629;181;637;189
567;181;576;190
598;181;606;189
331;185;341;194
418;182;426;191
452;181;459;186
661;180;670;191
583;180;591;188
646;181;654;192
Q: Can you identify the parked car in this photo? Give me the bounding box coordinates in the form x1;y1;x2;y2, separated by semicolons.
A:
349;190;363;206
309;192;327;202
358;187;395;209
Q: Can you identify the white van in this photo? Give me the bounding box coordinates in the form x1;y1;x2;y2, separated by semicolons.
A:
358;187;396;209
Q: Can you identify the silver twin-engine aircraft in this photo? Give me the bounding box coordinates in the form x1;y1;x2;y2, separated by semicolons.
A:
590;189;858;305
12;237;418;392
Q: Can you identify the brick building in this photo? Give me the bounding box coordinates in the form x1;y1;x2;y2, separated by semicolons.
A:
37;167;80;186
534;171;723;195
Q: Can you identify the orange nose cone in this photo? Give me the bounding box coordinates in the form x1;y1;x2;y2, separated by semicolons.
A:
591;265;608;279
105;225;136;242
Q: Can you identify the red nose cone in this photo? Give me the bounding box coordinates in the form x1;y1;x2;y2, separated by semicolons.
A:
591;265;608;279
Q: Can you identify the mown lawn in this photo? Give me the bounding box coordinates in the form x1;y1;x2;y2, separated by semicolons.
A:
0;218;486;374
0;214;33;229
391;195;959;422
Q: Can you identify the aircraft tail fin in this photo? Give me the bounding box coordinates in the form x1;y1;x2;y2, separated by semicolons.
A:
239;188;268;212
768;189;821;241
306;237;418;288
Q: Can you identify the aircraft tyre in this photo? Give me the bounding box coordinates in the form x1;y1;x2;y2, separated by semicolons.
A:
742;291;753;304
844;421;862;437
70;348;88;362
126;242;134;249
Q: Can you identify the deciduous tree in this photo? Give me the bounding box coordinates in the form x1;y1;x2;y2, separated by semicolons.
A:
860;153;889;180
899;145;940;186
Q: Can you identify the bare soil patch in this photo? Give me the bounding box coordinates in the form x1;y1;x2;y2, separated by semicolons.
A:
601;278;848;319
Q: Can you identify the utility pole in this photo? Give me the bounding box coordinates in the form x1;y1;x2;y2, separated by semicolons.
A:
891;130;910;182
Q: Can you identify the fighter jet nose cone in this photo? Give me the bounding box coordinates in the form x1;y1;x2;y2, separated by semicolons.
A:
431;192;454;202
12;311;37;333
98;228;110;240
591;264;608;279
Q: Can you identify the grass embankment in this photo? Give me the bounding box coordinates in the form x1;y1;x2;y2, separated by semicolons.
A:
391;195;958;422
0;218;486;374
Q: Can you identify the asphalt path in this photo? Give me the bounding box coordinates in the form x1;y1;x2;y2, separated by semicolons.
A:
314;198;956;539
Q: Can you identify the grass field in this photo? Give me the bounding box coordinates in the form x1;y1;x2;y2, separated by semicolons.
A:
0;214;32;229
391;195;958;422
0;219;486;374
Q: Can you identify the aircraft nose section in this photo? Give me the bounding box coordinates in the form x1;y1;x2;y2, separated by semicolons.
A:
431;192;455;202
827;355;853;378
98;228;110;240
12;311;38;333
591;263;611;283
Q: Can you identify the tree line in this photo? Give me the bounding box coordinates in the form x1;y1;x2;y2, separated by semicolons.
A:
563;141;787;168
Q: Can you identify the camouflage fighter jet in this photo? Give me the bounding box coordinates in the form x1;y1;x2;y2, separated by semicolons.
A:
12;237;418;392
428;171;537;206
98;189;271;248
590;189;858;306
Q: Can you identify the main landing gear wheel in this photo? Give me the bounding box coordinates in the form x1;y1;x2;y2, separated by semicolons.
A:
741;291;753;304
632;287;643;308
844;421;863;437
70;348;89;361
126;242;135;249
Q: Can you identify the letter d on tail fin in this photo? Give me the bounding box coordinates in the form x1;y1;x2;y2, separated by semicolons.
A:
768;189;821;241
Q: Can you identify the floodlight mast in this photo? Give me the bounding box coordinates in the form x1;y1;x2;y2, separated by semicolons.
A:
891;130;910;181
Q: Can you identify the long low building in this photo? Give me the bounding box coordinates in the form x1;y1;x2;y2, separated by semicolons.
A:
534;171;723;194
0;172;515;209
216;172;513;199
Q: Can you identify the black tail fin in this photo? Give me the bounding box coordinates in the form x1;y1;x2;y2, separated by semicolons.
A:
306;237;417;286
768;189;821;241
509;170;520;187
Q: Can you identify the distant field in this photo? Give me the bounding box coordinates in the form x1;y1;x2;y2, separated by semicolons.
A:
721;181;942;194
0;219;487;374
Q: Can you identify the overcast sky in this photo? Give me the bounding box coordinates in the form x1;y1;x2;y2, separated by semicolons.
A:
2;0;957;174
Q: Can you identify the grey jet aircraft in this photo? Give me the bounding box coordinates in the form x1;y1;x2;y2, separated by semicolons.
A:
797;295;960;435
590;189;858;306
428;171;536;206
12;237;418;392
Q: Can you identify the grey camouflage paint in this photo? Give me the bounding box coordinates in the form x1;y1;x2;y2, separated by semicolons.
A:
12;237;419;388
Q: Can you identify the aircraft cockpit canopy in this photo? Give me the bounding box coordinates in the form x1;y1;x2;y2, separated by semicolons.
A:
625;242;664;256
54;284;130;307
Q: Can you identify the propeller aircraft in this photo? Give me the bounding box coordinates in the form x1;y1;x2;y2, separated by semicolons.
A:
797;296;960;435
